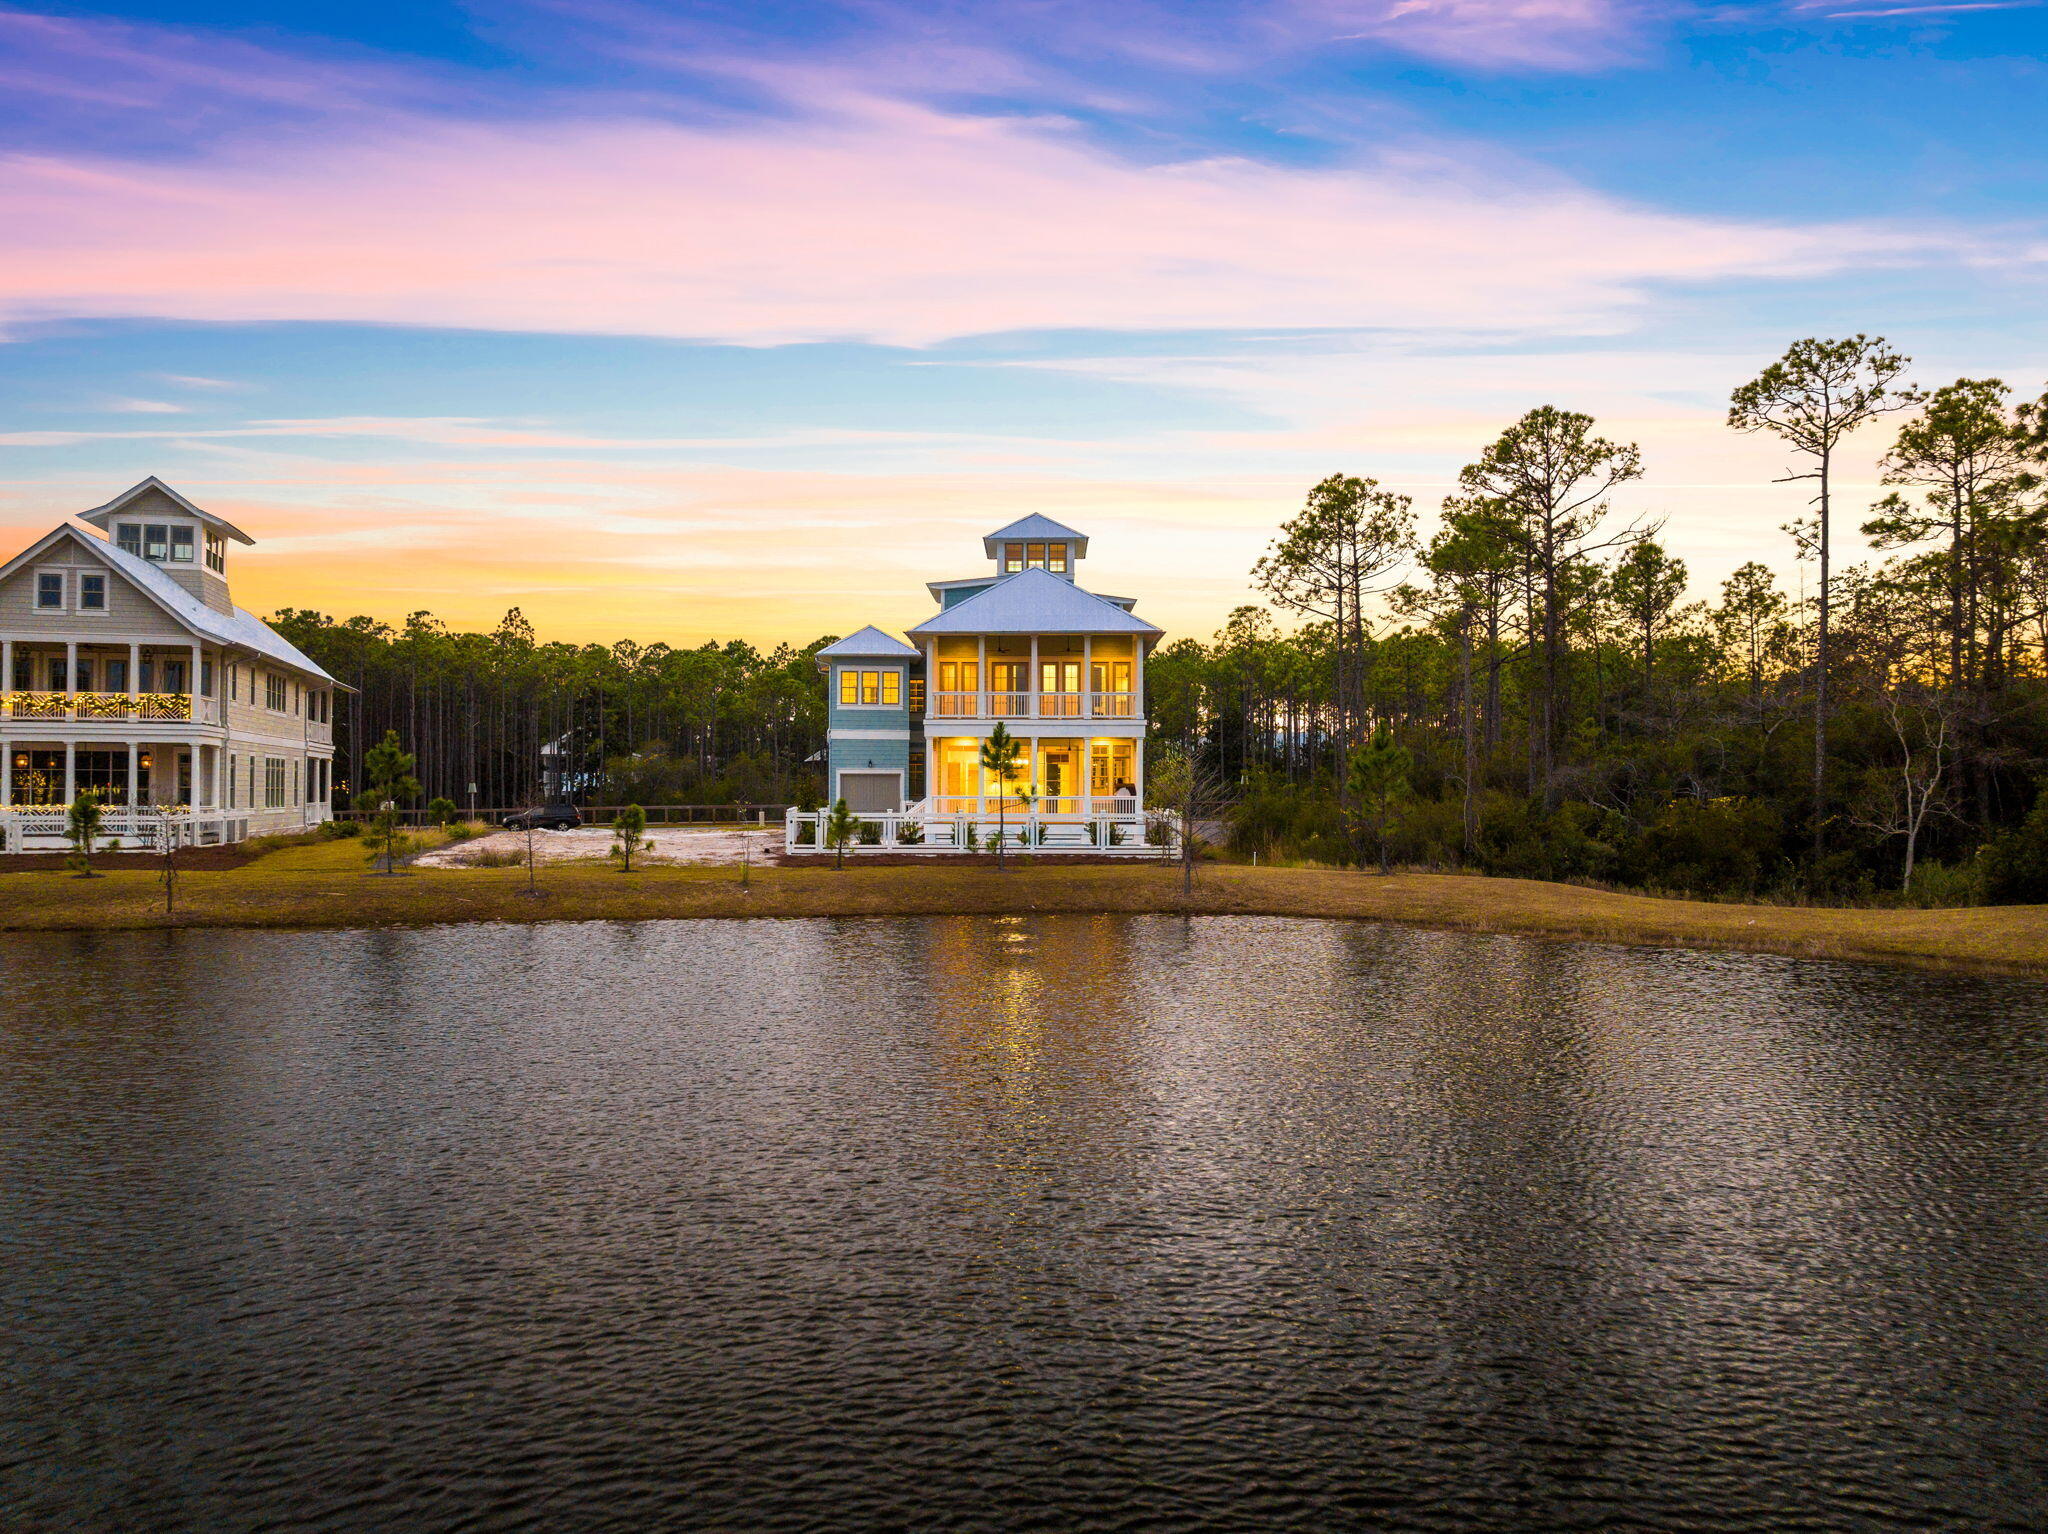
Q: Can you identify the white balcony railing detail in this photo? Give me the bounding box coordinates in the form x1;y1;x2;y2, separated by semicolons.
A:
921;690;1139;721
0;691;218;725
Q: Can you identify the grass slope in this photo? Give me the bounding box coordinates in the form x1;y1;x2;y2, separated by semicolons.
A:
1;838;2043;977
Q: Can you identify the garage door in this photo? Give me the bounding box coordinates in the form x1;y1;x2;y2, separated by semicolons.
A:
841;772;901;813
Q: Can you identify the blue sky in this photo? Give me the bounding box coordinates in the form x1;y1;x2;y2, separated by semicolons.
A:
0;0;2042;641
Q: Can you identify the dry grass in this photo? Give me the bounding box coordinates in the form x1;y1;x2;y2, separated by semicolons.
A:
0;844;2042;978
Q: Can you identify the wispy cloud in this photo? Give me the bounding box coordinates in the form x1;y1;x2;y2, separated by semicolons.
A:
1310;0;1656;71
0;83;1954;348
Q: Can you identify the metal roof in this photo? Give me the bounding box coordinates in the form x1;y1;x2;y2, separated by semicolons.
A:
89;529;338;681
907;568;1159;637
982;514;1088;559
816;624;919;659
0;523;338;682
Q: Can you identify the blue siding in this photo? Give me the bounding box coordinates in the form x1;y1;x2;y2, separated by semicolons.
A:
827;661;913;733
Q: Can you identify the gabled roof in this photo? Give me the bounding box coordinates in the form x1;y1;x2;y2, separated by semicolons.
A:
79;477;256;546
908;567;1160;637
982;514;1088;559
816;625;919;659
0;522;335;682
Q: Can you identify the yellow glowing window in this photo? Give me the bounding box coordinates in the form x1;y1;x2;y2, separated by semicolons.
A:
840;669;901;706
1026;542;1046;568
1048;544;1068;573
1004;542;1024;573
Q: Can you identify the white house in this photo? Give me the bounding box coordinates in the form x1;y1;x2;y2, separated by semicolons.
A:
0;478;340;851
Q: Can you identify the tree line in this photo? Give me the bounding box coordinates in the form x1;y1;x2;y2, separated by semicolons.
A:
1157;338;2048;902
269;607;830;811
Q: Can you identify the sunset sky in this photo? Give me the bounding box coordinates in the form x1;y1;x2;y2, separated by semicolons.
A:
0;0;2042;646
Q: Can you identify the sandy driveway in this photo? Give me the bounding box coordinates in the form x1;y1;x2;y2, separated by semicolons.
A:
417;825;782;868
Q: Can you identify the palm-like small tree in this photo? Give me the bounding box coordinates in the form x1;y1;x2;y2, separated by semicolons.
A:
610;803;652;871
823;796;858;869
979;722;1022;869
65;790;104;877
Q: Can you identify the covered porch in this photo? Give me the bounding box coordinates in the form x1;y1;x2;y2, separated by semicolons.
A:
924;732;1139;818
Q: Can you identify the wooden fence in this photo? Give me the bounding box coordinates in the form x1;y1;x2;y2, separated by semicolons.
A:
338;803;789;827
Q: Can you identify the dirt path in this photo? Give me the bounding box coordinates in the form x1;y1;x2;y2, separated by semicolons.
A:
417;825;781;868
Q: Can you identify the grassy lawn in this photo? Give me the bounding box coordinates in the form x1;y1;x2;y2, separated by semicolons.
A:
0;835;2043;978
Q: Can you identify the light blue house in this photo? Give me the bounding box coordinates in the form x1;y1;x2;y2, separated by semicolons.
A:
791;515;1163;852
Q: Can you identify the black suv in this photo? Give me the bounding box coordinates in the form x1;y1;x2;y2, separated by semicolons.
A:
502;802;582;831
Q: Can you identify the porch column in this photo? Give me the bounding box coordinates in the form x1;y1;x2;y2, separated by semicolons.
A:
128;642;140;706
2;743;11;806
2;637;11;696
1029;634;1039;720
189;739;202;807
214;744;225;814
189;643;202;718
1081;635;1094;817
126;741;138;813
65;641;77;698
63;740;75;804
975;636;986;717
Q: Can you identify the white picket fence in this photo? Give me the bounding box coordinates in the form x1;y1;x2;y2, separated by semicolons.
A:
785;808;1171;856
0;809;252;853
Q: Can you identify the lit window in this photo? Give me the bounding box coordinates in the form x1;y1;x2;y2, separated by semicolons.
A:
881;672;900;705
1004;542;1024;573
79;574;106;610
839;669;858;706
1048;544;1068;573
1026;542;1046;569
35;573;62;609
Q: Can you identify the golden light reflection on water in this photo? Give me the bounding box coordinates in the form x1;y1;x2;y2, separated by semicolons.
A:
918;915;1145;1242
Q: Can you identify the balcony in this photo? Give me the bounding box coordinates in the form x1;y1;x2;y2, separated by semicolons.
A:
1;691;221;725
929;691;1137;721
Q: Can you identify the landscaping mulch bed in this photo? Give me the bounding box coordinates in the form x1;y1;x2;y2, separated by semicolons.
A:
783;852;1169;868
6;847;260;872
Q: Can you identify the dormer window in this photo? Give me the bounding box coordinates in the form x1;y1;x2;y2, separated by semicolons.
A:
1048;544;1068;573
117;523;141;556
206;534;225;573
1004;542;1024;573
169;526;194;562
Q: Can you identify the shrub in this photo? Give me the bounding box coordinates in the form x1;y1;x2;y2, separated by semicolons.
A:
856;819;882;845
320;818;363;839
1982;790;2048;904
1905;858;1980;909
425;797;458;827
467;848;526;868
1614;797;1780;896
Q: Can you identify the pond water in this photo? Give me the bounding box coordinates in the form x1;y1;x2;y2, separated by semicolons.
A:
2;917;2045;1531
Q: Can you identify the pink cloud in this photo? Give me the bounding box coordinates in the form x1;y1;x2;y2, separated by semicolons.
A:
0;91;1938;347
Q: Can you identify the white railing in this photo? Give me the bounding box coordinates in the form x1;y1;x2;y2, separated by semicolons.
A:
786;808;1171;856
0;691;220;725
921;691;1139;720
0;808;251;852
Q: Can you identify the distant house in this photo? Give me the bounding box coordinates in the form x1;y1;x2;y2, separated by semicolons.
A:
790;515;1162;853
0;478;340;851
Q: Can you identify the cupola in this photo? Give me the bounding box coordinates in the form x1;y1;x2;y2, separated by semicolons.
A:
983;515;1087;583
78;477;252;614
